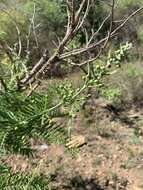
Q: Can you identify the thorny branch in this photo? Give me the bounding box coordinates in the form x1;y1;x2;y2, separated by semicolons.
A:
18;1;143;88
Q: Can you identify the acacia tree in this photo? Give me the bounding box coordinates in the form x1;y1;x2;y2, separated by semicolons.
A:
0;0;142;155
0;0;143;89
0;1;143;188
16;0;143;89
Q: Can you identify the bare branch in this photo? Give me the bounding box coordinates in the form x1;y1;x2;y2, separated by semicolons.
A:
0;8;22;57
32;3;39;50
19;2;143;88
68;0;115;67
75;0;90;32
26;3;39;57
60;5;143;60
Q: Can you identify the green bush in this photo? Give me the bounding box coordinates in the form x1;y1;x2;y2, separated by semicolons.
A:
105;62;143;108
101;88;121;102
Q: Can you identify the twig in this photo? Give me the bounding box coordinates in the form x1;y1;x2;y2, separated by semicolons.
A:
20;2;143;88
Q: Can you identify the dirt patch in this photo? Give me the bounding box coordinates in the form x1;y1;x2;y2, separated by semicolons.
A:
4;98;143;189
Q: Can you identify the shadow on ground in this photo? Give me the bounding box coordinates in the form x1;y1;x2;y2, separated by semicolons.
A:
63;176;104;190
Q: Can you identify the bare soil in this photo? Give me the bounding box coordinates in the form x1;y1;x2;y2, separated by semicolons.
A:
4;96;143;190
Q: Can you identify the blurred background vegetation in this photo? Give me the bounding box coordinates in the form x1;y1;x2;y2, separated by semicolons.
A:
0;0;143;62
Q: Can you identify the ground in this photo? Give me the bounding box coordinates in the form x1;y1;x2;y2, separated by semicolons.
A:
4;94;143;190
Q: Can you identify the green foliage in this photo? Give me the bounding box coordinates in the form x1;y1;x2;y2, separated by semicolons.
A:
126;64;143;77
9;52;28;89
0;163;51;190
89;64;109;87
0;31;7;40
105;61;143;108
101;88;121;101
68;35;82;50
0;88;70;156
56;83;76;104
80;42;133;94
107;42;132;67
23;0;66;35
0;51;28;90
138;29;143;46
118;0;143;10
